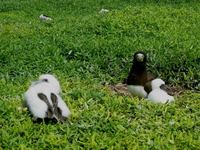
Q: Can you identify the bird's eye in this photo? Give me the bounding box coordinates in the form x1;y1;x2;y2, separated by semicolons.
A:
43;78;48;82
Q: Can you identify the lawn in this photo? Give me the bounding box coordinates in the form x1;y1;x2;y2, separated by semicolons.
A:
0;0;200;149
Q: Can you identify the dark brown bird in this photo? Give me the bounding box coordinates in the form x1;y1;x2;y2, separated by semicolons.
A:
125;51;156;98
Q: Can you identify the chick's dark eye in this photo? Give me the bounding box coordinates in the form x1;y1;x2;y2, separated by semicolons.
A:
43;79;48;82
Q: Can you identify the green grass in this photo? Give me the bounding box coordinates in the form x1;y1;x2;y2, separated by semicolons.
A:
0;0;200;149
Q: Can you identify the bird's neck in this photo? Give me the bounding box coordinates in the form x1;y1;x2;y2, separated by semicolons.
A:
131;63;146;74
126;63;147;85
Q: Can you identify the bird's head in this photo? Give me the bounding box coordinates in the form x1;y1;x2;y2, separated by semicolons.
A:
151;78;165;90
133;51;147;63
39;74;61;94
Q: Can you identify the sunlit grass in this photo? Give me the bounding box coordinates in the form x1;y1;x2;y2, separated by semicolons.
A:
0;0;199;149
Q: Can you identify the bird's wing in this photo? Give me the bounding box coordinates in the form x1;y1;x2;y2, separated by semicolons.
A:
144;81;152;94
146;72;157;82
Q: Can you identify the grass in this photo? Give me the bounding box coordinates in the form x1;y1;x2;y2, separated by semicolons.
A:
0;0;200;149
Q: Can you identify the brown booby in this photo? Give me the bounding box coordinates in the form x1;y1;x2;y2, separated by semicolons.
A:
126;51;156;98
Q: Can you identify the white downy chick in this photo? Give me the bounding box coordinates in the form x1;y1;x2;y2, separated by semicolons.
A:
147;79;174;103
24;74;70;122
24;82;54;119
39;14;52;21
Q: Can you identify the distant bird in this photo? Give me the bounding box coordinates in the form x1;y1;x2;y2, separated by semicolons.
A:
99;8;109;14
145;78;174;103
125;51;156;98
24;74;70;123
39;14;52;21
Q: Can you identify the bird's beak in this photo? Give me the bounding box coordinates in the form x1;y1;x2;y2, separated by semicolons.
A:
160;84;169;91
136;54;144;62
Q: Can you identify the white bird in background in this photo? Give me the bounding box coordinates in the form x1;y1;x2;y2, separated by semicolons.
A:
39;14;52;21
99;8;109;14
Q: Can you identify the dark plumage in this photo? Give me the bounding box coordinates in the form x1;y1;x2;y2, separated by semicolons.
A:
126;51;156;85
125;51;156;98
37;93;54;118
124;51;177;103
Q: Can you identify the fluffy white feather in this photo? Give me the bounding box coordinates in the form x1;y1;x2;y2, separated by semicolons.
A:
56;95;71;118
24;82;53;119
147;78;174;103
24;74;70;121
39;74;61;94
151;78;165;89
147;89;174;103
